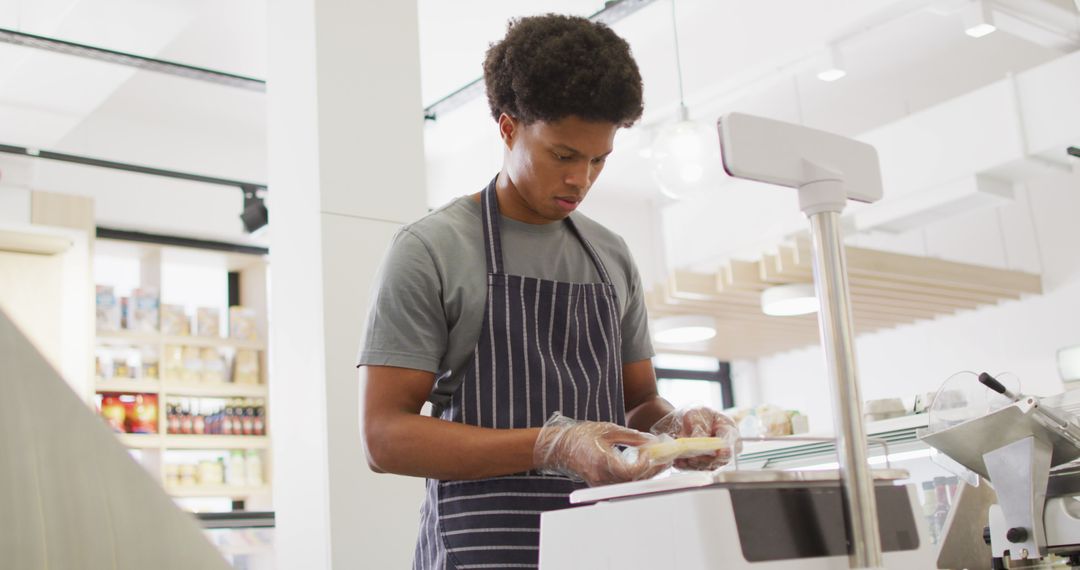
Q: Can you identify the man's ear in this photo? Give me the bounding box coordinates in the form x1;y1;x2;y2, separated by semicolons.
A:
498;113;518;149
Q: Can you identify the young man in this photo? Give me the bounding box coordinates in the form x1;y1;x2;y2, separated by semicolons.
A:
358;14;736;569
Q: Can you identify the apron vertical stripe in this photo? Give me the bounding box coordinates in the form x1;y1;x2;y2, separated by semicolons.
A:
533;281;545;426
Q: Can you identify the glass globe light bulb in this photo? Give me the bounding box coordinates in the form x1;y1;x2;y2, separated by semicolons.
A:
651;119;722;200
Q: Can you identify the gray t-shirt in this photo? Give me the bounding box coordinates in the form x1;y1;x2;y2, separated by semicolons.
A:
356;194;654;403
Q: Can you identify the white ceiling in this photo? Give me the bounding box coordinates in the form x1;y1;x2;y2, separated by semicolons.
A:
0;0;1076;245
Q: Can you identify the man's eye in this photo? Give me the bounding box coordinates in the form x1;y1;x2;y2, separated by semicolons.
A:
591;156;607;165
553;152;573;161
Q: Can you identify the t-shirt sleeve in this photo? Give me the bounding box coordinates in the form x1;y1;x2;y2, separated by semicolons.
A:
356;228;447;373
619;239;655;364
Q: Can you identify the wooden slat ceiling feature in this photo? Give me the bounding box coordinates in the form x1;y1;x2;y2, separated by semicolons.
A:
648;241;1042;360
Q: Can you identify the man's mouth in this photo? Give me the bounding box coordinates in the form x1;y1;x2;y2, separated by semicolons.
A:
555;197;580;211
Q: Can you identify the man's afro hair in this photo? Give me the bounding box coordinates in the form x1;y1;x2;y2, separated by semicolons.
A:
483;14;644;127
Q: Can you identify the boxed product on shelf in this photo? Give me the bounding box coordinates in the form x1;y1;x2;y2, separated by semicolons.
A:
202;348;226;383
129;394;159;434
112;357;134;380
181;346;203;382
95;285;120;331
141;347;160;380
196;307;220;338
128;287;160;332
99;394;126;432
245;450;263;486
163;344;184;380
229;306;259;340
232;349;260;385
97;393;158;434
161;304;190;336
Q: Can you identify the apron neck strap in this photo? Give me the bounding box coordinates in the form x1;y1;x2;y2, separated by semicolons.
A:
480;175;613;284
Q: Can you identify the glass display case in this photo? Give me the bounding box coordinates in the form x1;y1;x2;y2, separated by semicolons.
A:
197;511;275;570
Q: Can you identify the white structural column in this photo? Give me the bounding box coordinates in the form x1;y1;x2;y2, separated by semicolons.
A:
267;1;428;568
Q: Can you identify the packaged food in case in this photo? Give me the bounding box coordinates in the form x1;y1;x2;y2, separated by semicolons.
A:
229;306;259;340
161;304;190;336
196;307;220;338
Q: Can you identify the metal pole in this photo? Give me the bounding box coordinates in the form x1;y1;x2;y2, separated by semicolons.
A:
808;210;883;568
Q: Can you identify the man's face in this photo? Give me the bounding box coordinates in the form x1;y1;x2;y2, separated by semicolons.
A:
499;114;618;224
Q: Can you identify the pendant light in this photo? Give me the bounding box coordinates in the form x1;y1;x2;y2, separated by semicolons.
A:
651;0;721;201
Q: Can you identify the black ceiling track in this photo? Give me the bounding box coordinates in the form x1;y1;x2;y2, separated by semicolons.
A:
97;226;268;256
0;143;266;192
0;27;266;92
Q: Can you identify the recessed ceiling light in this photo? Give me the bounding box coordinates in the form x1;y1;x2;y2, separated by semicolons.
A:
963;0;997;38
761;283;819;316
816;46;847;82
652;315;717;344
817;68;847;82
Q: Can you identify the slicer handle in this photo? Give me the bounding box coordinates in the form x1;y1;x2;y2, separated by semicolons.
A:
979;372;1012;398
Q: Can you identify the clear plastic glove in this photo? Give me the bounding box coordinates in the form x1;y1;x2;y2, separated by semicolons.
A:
533;413;671;486
650;406;741;471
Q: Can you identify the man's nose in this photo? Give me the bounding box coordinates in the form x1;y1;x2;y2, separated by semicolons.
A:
565;161;593;190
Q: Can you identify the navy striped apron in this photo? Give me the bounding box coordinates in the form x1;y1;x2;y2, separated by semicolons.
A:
413;179;626;569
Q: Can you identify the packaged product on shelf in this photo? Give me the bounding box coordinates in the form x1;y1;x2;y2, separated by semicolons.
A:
221;402;235;436
196;307;221;338
179;463;197;487
192;400;206;435
229;306;259;340
179;399;193;434
162;345;184;380
96;285;120;331
240;399;255;435
161;304;190;336
167;402;180;434
245;450;263;486
254;400;266;436
129;394;158;434
230;399;245;435
165;464;180;488
99;394;126;432
112;357;133;380
201;348;226;383
95;356;106;381
141;347;159;380
227;451;246;486
119;296;130;329
128;288;160;332
232;349;260;385
181;346;203;383
198;459;224;486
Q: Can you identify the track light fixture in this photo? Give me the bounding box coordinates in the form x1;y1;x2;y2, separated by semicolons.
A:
240;185;268;234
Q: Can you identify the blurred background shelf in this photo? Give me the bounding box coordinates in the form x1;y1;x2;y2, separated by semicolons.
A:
117;433;162;448
166;485;271;498
165;435;270;450
163;382;268;398
96;379;161;393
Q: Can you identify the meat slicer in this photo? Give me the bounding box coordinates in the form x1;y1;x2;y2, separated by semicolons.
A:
920;371;1080;568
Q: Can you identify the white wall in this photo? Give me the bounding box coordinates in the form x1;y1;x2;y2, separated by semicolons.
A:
750;168;1080;434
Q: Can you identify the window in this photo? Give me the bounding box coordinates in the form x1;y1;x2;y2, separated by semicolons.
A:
653;353;733;411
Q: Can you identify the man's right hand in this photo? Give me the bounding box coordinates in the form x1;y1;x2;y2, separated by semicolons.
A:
533;413;670;486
